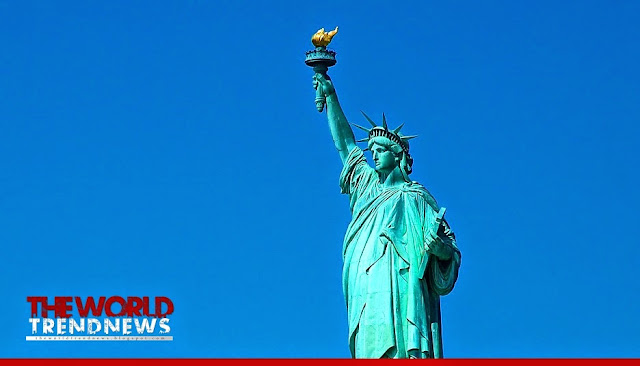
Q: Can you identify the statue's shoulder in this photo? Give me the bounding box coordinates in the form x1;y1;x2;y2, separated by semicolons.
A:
404;182;440;212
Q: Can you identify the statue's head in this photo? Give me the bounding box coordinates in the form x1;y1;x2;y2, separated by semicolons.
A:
368;135;405;168
354;112;416;181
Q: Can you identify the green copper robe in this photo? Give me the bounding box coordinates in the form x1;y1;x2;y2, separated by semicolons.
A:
339;147;461;359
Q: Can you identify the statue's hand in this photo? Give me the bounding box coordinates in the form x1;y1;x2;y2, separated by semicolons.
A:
425;232;452;260
313;73;335;98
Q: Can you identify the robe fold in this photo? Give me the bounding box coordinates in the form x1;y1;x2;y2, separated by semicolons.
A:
339;146;461;359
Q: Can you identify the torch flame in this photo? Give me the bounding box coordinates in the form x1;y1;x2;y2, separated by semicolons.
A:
311;26;338;47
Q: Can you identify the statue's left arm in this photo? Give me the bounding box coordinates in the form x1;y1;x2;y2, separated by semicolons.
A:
426;220;458;261
425;219;461;296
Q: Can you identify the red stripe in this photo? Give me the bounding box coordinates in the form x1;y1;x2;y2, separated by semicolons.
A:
0;360;639;365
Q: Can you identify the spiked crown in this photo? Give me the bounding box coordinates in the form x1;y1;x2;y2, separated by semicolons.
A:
352;111;417;154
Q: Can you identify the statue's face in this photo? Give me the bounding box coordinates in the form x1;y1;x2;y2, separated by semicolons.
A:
371;143;398;173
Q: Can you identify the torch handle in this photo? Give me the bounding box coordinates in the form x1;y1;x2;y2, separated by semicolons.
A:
313;65;329;113
315;85;325;112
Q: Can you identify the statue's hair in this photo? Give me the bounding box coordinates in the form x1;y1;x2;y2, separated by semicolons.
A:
368;136;404;155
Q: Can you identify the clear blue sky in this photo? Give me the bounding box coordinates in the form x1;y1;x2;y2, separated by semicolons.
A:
1;0;639;358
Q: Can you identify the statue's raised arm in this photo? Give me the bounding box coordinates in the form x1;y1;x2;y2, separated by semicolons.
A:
313;74;356;164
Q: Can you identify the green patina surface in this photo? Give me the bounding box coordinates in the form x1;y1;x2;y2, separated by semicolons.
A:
308;41;461;359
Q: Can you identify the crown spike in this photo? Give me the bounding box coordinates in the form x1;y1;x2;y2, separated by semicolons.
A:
393;123;405;134
382;113;388;130
401;135;418;140
351;123;371;133
360;111;378;127
356;138;369;143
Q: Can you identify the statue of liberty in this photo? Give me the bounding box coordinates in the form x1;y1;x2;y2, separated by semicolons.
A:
307;28;461;359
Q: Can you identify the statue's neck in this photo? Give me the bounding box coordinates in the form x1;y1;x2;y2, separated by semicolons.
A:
378;167;407;189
